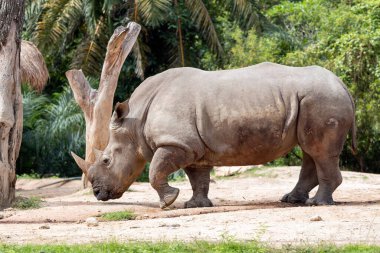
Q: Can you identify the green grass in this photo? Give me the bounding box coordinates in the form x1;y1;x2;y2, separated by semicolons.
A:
16;173;60;179
99;210;136;221
12;196;42;210
0;241;379;253
16;173;40;179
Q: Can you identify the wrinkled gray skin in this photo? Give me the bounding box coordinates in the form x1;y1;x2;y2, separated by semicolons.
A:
88;62;356;209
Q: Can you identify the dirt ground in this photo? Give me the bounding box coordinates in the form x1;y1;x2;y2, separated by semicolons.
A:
0;166;379;246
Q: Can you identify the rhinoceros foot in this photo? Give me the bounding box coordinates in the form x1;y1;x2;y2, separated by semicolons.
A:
280;192;309;204
184;197;213;208
305;196;334;206
159;187;180;209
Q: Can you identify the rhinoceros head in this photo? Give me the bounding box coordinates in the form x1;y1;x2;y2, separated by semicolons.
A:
79;100;146;201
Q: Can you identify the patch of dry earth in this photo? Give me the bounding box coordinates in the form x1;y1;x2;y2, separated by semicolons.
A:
0;166;379;245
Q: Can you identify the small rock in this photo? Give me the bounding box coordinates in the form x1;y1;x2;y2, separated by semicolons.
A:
4;213;13;218
158;223;181;228
86;217;99;227
44;218;53;223
310;215;323;221
39;225;50;229
76;219;85;224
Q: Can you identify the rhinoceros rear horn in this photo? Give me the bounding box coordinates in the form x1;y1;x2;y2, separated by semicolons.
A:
71;151;89;174
114;99;129;119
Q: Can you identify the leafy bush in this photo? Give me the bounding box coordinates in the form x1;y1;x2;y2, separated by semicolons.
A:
12;196;42;210
18;0;380;176
17;86;85;177
202;0;380;172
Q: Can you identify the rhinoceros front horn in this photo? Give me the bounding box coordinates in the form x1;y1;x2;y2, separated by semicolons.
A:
71;151;89;174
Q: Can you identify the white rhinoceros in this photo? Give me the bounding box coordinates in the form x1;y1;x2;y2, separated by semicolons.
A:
78;62;356;209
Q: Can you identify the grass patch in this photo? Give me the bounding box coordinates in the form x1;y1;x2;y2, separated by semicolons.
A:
16;173;40;179
99;210;136;221
12;196;42;210
0;241;379;253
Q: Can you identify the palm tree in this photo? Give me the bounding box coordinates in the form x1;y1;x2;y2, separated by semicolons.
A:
24;0;265;78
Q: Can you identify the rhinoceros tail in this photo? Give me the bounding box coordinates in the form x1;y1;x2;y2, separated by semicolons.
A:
351;118;357;154
337;77;357;154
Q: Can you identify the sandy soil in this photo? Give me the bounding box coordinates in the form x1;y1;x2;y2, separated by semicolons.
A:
0;166;379;246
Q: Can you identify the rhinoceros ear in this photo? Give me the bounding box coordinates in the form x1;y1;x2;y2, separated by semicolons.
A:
71;151;89;174
114;99;129;119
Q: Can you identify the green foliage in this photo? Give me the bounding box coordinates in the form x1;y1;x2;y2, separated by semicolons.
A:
202;0;380;172
17;173;40;179
268;147;303;167
139;0;172;27
19;0;380;175
18;86;85;177
136;163;150;182
99;210;136;221
269;0;380;172
12;196;42;210
0;242;380;253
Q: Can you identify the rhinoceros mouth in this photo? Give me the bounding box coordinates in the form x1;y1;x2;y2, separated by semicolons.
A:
93;187;123;201
94;189;110;201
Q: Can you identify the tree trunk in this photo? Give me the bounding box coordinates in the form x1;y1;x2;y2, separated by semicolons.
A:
0;0;24;209
66;23;141;188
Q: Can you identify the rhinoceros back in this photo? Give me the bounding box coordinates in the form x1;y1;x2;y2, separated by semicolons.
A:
132;63;353;166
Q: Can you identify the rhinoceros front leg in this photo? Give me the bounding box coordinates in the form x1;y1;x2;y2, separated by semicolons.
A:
149;146;193;209
184;166;213;208
281;151;319;204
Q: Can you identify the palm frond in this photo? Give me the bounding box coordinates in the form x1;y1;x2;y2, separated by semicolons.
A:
22;89;49;129
71;17;109;77
71;38;106;77
84;0;104;36
168;40;183;68
138;0;172;27
227;0;261;31
102;0;120;14
184;0;223;56
20;87;85;176
23;0;48;40
47;88;82;129
34;0;84;52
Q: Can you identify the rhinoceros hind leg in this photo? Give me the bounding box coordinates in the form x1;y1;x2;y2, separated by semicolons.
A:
184;166;213;208
149;146;195;209
305;196;334;206
305;155;342;206
281;150;319;204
